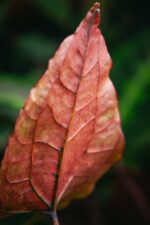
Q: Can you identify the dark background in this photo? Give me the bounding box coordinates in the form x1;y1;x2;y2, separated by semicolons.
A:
0;0;150;225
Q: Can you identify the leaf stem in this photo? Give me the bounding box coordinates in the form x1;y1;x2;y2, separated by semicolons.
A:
50;211;60;225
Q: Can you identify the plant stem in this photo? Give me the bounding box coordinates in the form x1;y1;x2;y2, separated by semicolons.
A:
50;211;60;225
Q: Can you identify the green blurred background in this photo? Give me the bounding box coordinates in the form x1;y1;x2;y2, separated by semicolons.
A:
0;0;149;225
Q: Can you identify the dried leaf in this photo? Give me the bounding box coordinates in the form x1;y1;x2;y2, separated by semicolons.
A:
0;2;125;223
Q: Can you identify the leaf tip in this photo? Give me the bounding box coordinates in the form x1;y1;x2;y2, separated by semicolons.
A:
90;2;101;13
90;2;101;26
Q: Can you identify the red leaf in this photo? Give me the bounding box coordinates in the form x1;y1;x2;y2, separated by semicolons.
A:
0;2;125;222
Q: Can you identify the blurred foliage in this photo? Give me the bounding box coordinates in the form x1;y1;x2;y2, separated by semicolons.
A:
0;0;149;225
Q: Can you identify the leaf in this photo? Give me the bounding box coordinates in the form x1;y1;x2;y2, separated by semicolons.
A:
0;2;125;224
